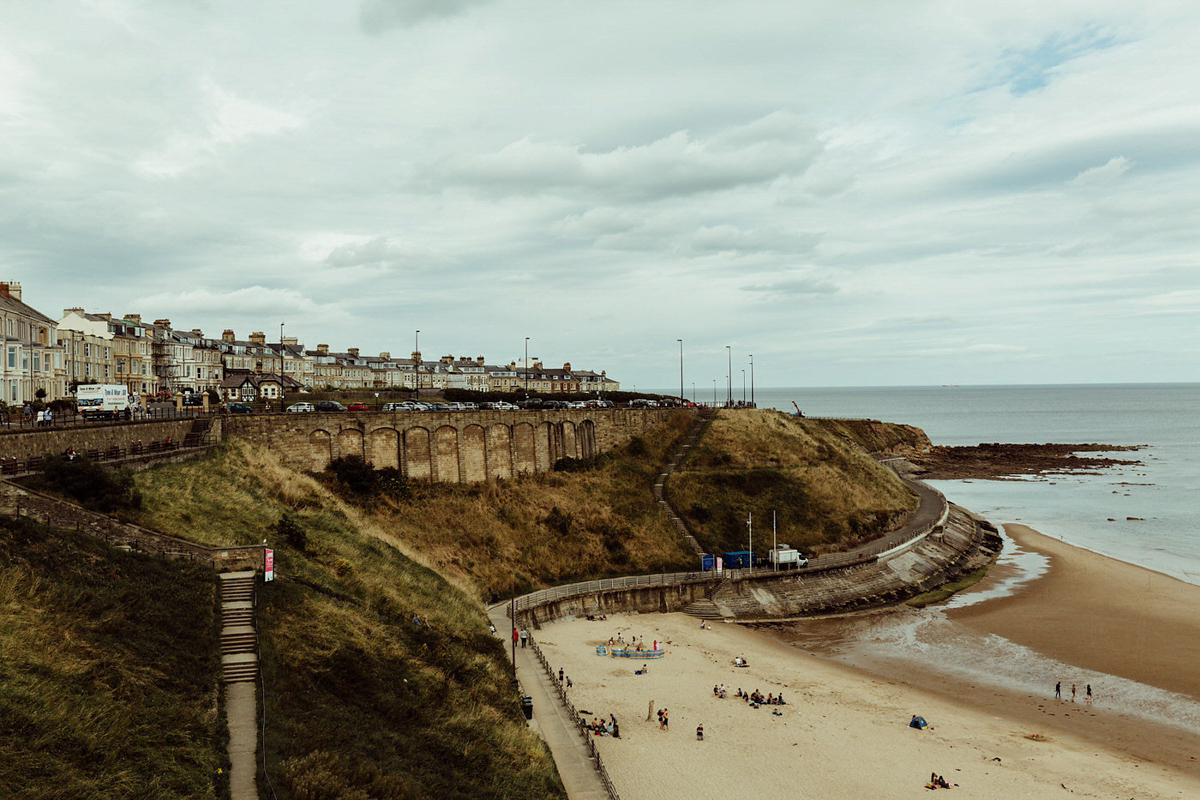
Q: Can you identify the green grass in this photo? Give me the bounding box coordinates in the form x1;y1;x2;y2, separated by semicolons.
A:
132;440;575;798
0;516;227;799
906;566;991;608
669;410;919;556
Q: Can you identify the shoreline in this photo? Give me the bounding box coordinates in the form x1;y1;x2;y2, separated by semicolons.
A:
531;522;1200;798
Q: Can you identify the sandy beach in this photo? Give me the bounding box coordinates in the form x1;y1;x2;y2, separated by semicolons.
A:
532;525;1200;799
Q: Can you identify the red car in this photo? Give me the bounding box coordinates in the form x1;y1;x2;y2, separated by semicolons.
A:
346;402;370;412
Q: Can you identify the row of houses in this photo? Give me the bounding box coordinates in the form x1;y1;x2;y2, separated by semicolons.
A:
0;281;619;405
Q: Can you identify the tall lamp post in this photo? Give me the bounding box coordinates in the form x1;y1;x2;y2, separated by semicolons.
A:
692;382;696;404
524;337;530;399
749;353;754;406
742;369;746;403
414;329;420;400
712;379;716;406
279;322;285;408
677;338;684;404
726;345;732;407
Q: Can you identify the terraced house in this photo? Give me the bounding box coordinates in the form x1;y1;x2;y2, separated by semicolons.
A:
1;282;62;404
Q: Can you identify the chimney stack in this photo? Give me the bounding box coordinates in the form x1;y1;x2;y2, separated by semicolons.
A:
347;347;359;357
248;331;266;345
317;343;329;355
154;318;171;328
0;282;21;300
379;351;390;359
124;313;142;324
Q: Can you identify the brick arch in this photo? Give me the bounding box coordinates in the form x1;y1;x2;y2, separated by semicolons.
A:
404;427;432;482
486;424;513;480
513;422;536;475
536;421;560;471
561;420;578;460
461;425;486;482
337;428;364;461
578;419;596;459
369;427;399;469
308;430;332;472
434;425;460;483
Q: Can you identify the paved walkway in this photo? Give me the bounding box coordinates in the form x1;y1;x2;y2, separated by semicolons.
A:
487;604;608;800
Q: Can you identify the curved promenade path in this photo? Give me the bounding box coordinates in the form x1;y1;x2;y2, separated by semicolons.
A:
487;603;610;800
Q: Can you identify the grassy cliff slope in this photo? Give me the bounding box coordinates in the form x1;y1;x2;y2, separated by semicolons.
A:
0;516;226;799
133;411;697;600
667;410;920;556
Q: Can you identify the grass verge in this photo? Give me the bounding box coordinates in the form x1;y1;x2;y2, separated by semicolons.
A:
0;515;227;799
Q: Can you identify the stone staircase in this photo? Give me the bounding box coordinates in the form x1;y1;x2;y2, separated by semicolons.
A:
220;571;258;684
654;409;716;558
681;599;723;619
184;416;214;449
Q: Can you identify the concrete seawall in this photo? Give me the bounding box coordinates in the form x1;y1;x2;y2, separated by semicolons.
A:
516;506;1000;626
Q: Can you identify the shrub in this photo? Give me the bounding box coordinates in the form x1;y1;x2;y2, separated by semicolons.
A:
36;455;143;512
277;512;308;552
327;456;379;497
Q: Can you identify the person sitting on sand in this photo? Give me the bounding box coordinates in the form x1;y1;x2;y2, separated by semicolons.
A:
714;685;720;696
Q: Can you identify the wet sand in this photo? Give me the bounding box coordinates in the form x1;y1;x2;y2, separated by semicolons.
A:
949;524;1200;700
533;524;1200;798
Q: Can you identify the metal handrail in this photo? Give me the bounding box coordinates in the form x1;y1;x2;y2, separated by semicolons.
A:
528;637;622;800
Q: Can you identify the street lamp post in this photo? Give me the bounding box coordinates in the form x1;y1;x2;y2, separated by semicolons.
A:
750;354;754;406
742;369;746;403
712;379;716;406
726;345;732;407
692;382;696;404
280;322;285;408
524;337;530;399
677;338;684;404
414;330;420;400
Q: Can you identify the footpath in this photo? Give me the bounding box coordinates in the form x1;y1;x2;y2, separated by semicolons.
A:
220;571;260;800
487;603;609;800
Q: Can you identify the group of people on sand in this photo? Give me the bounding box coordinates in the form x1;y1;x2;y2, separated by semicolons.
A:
585;613;608;621
1054;681;1094;705
582;713;619;737
735;688;785;708
606;632;660;652
712;683;728;699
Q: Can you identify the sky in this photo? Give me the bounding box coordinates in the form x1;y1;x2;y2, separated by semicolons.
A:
3;1;1198;390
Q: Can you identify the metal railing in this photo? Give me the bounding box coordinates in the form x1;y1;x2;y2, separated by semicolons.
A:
528;637;622;800
514;570;716;613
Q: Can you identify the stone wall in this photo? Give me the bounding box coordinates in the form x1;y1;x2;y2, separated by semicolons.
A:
224;408;675;481
0;481;263;572
0;418;210;464
514;507;1001;625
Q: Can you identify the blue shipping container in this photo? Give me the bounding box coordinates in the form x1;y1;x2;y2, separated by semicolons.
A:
723;551;755;569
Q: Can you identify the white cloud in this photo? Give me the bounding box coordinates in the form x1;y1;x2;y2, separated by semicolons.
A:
1071;155;1133;184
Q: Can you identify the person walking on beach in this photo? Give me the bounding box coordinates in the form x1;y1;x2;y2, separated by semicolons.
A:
1086;684;1093;705
558;667;564;684
1055;681;1061;700
1071;683;1077;702
657;709;664;730
662;709;669;731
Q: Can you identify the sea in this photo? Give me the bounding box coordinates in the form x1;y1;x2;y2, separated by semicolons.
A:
654;383;1200;734
678;383;1200;585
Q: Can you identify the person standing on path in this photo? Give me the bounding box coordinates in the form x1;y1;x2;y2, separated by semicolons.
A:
558;667;564;684
519;629;527;648
512;628;519;649
1055;681;1061;700
1071;684;1077;702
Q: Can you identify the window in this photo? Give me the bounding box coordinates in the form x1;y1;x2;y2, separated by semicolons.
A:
6;348;13;368
117;359;124;374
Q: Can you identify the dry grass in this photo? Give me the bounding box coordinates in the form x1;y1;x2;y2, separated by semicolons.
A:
669;410;919;556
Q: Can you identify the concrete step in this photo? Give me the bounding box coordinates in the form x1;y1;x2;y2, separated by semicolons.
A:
683;600;724;619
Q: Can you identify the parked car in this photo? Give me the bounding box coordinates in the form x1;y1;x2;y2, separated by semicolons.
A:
287;402;316;412
382;401;410;412
346;402;370;412
430;402;452;412
316;400;347;412
493;401;519;410
227;403;254;414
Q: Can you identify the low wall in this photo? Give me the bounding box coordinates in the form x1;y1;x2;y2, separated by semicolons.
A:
0;418;208;464
0;481;264;573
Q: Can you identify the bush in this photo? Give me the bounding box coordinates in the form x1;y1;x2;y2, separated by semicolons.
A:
35;455;143;512
277;513;308;552
327;456;379;497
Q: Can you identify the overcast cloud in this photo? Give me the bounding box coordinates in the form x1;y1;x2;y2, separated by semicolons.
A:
3;1;1198;389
